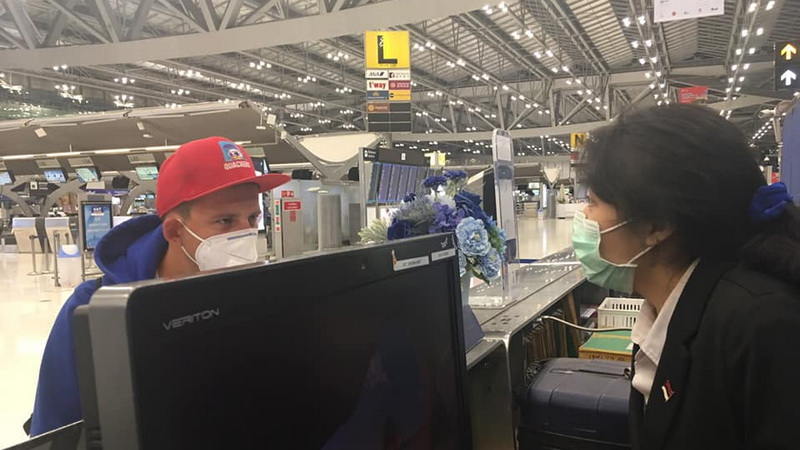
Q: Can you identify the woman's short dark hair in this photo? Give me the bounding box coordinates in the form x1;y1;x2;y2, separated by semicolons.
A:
581;104;800;284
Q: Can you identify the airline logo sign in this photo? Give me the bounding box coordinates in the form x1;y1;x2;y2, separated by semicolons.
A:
367;90;390;101
389;80;412;90
367;80;389;91
775;41;800;90
364;31;410;69
389;90;411;101
388;69;411;80
365;69;388;79
367;103;390;113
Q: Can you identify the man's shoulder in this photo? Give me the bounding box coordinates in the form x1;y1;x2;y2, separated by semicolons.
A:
64;278;105;310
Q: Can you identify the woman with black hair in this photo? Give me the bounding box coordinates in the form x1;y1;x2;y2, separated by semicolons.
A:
572;104;800;450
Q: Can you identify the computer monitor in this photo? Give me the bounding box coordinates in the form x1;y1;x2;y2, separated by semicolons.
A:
253;156;270;175
0;170;15;185
80;201;113;251
75;167;100;183
43;169;67;183
134;165;158;181
3;421;83;450
77;234;472;449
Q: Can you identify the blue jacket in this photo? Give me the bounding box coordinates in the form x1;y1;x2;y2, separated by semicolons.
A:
30;214;168;436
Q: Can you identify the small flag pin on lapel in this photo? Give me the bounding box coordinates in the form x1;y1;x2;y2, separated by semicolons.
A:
661;380;675;402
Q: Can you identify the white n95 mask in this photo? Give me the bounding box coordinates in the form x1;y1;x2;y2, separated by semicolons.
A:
180;222;259;271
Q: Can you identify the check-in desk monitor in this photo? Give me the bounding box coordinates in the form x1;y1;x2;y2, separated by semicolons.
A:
77;234;471;450
79;202;112;251
44;169;67;183
0;170;15;185
134;165;158;181
75;167;100;183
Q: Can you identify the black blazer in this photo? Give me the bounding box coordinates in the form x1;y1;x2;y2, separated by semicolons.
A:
629;260;800;450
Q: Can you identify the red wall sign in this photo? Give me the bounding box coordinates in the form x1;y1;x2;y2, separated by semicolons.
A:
283;201;302;211
679;86;709;104
281;190;295;198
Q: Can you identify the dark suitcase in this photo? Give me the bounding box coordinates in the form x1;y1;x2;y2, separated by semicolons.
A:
518;358;631;450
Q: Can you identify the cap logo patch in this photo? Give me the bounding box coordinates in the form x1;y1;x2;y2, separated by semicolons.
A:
219;140;251;170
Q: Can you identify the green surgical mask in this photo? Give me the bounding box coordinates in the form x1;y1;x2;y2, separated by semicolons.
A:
572;211;652;294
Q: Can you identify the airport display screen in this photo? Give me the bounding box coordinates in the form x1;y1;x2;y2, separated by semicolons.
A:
135;165;159;181
376;163;393;203
368;163;429;204
75;167;100;183
81;202;113;251
44;169;67;183
387;163;403;202
120;235;470;449
0;171;13;185
367;164;382;205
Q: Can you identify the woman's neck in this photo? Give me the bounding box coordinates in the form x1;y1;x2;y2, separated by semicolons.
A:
634;261;692;314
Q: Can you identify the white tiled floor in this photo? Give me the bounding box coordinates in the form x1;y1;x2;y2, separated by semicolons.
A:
0;217;573;448
0;253;74;447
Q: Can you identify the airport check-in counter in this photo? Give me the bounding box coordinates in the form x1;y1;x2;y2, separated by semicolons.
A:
11;217;44;253
45;217;74;251
465;249;584;450
6;247;586;450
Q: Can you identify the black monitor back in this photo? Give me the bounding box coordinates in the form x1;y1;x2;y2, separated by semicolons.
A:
80;233;471;450
3;422;83;450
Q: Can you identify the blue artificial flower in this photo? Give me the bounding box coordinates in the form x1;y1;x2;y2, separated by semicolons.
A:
444;170;468;181
455;217;491;257
480;248;503;279
387;219;414;241
429;203;466;234
454;190;493;225
403;192;417;203
454;190;482;209
458;250;467;277
423;175;448;189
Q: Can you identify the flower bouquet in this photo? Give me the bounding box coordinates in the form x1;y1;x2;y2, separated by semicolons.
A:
359;170;507;285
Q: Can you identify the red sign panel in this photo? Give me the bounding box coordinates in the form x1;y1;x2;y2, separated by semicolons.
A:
281;190;295;198
283;201;302;211
679;86;709;104
389;80;412;90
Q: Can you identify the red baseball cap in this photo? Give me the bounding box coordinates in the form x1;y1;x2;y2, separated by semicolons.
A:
156;136;290;217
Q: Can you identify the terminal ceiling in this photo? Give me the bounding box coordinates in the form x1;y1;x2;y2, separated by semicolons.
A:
0;0;796;158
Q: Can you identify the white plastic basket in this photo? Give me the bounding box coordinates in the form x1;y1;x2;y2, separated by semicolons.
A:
598;297;644;329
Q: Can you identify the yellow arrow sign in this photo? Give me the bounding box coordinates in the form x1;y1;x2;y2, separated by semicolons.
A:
781;43;797;61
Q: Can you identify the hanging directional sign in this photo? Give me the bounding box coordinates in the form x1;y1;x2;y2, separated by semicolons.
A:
774;41;800;90
364;31;410;69
365;30;412;132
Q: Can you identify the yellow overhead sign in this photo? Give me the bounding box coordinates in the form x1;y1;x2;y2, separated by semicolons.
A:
781;43;797;61
364;31;410;69
389;90;411;101
571;132;588;149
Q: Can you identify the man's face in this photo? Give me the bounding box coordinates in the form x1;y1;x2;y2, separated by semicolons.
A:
179;183;262;260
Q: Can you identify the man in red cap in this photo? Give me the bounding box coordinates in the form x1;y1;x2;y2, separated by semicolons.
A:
28;137;290;436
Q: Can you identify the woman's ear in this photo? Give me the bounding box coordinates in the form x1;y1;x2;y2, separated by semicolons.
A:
161;216;183;246
645;222;675;247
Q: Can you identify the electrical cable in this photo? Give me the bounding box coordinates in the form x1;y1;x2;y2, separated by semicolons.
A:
539;315;633;332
